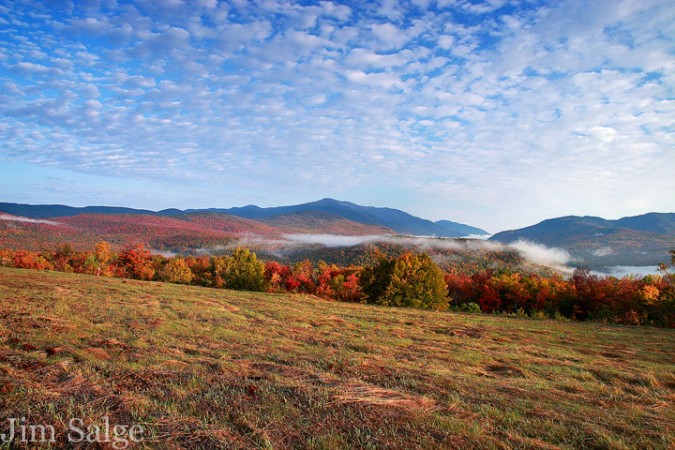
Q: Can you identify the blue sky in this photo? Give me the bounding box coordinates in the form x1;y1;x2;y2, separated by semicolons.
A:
1;0;673;232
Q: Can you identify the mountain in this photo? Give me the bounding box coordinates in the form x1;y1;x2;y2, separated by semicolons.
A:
434;220;489;237
490;213;675;269
614;213;675;235
0;199;487;238
189;198;487;237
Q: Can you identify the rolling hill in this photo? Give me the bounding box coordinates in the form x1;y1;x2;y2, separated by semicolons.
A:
490;213;675;270
0;211;393;253
0;213;236;252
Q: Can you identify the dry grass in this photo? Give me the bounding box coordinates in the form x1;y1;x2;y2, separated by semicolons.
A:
329;381;439;412
0;267;673;449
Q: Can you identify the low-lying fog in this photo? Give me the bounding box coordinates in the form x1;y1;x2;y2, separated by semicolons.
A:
235;233;576;273
178;234;666;277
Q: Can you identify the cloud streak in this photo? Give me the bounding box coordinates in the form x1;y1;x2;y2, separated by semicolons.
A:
0;214;60;225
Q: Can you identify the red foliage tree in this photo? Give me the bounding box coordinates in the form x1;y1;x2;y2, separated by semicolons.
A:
478;284;501;313
12;250;52;270
185;255;212;286
118;244;155;280
291;260;315;293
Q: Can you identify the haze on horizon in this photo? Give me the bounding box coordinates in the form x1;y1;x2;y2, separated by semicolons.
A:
0;0;673;232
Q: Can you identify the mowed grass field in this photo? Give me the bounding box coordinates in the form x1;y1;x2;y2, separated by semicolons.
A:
0;267;673;449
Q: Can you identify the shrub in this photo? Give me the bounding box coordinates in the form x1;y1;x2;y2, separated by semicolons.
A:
453;302;481;314
531;310;549;320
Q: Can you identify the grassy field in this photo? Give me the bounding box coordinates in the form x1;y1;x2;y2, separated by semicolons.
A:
0;267;673;449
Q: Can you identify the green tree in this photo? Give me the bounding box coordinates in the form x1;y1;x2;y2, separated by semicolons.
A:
222;247;265;292
362;252;448;310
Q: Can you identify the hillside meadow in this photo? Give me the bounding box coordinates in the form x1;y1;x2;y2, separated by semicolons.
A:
0;267;673;449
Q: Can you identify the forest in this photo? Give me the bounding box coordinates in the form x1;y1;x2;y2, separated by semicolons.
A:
2;242;673;328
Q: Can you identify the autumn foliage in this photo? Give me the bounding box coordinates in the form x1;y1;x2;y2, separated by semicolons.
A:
1;244;673;327
118;244;156;280
445;262;675;326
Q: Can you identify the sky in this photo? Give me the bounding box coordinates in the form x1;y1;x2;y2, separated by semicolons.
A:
0;0;673;233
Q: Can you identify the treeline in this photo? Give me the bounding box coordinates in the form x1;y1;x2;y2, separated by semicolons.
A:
1;243;673;327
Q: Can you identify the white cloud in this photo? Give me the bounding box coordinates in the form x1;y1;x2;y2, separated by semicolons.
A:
345;47;416;69
370;23;407;48
588;126;618;144
12;61;39;72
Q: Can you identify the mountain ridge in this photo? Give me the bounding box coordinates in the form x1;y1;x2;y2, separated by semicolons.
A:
490;213;675;242
490;213;675;269
0;199;488;238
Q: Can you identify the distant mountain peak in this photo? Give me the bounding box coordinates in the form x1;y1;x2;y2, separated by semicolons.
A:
312;198;356;207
